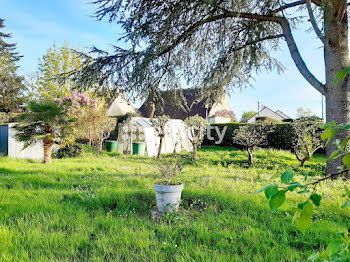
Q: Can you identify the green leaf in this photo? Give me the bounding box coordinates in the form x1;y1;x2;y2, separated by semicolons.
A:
269;190;286;211
297;190;310;194
334;70;347;84
255;184;277;194
265;185;279;200
342;154;350;168
322;121;336;129
321;127;336;142
328;150;341;161
281;169;294;184
340;137;350;149
295;202;314;232
341;200;350;208
343;124;350;130
310;193;321;207
297;201;308;210
287;183;306;192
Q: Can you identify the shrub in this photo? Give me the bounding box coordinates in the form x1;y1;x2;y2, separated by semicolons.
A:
55;144;82;159
185;115;206;160
233;123;275;165
150;115;170;158
203;122;296;151
292;122;325;166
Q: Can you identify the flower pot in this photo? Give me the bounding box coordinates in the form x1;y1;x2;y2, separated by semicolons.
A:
132;142;146;156
154;183;183;213
106;140;118;152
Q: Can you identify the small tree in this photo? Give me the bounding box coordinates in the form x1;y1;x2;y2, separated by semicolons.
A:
72;95;116;152
292;122;325;167
233;123;275;165
150;115;170;158
14;100;76;163
94;113;116;152
240;111;257;123
185;115;206;160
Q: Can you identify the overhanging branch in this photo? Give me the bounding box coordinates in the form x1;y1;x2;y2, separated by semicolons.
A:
278;18;325;95
272;0;322;13
205;5;326;94
306;0;326;45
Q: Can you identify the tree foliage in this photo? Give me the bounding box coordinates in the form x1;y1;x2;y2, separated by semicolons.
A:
233;122;275;165
296;107;314;119
241;111;257;122
34;42;82;100
14;100;76;163
0;18;24;112
66;0;289;103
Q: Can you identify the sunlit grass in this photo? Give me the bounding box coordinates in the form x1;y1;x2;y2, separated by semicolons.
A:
0;147;347;261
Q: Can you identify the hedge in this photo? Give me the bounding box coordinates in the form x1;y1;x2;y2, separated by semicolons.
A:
203;122;295;151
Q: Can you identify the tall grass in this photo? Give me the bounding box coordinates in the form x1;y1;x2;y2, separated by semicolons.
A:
0;148;347;261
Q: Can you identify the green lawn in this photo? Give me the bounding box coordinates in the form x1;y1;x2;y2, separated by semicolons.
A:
0;147;348;261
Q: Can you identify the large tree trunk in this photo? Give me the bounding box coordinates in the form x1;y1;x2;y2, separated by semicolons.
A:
324;0;350;173
43;138;53;164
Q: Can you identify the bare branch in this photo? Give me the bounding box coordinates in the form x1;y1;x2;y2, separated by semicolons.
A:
272;0;322;13
278;19;326;95
306;0;326;45
272;1;306;13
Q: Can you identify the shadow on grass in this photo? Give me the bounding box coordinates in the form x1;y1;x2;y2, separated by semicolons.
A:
59;189;335;252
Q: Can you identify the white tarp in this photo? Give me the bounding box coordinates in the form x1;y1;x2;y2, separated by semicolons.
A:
117;117;191;157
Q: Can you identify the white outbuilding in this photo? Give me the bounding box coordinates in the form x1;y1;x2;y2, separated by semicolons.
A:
0;123;44;159
117;117;191;157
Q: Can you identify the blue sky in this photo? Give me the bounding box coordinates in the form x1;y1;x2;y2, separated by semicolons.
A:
1;0;325;119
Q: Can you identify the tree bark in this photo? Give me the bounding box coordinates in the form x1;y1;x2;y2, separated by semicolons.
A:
324;0;350;173
43;138;53;164
247;148;253;165
192;144;197;160
157;136;163;158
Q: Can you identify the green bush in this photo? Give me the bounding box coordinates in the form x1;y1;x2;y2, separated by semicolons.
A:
55;144;82;159
204;122;296;151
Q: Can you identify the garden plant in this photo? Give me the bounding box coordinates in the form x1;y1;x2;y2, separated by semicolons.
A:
150;115;170;158
185;115;206;160
233;122;275;165
292;122;325;167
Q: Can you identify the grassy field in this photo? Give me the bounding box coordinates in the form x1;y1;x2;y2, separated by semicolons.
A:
0;147;348;261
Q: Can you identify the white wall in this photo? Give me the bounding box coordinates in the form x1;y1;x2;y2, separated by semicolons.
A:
7;124;44;160
208;116;231;124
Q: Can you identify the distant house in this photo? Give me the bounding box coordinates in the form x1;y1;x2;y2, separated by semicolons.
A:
106;92;136;117
247;106;291;123
139;88;234;123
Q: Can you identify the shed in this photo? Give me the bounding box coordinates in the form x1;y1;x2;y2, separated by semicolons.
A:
117;117;191;157
0;123;44;159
